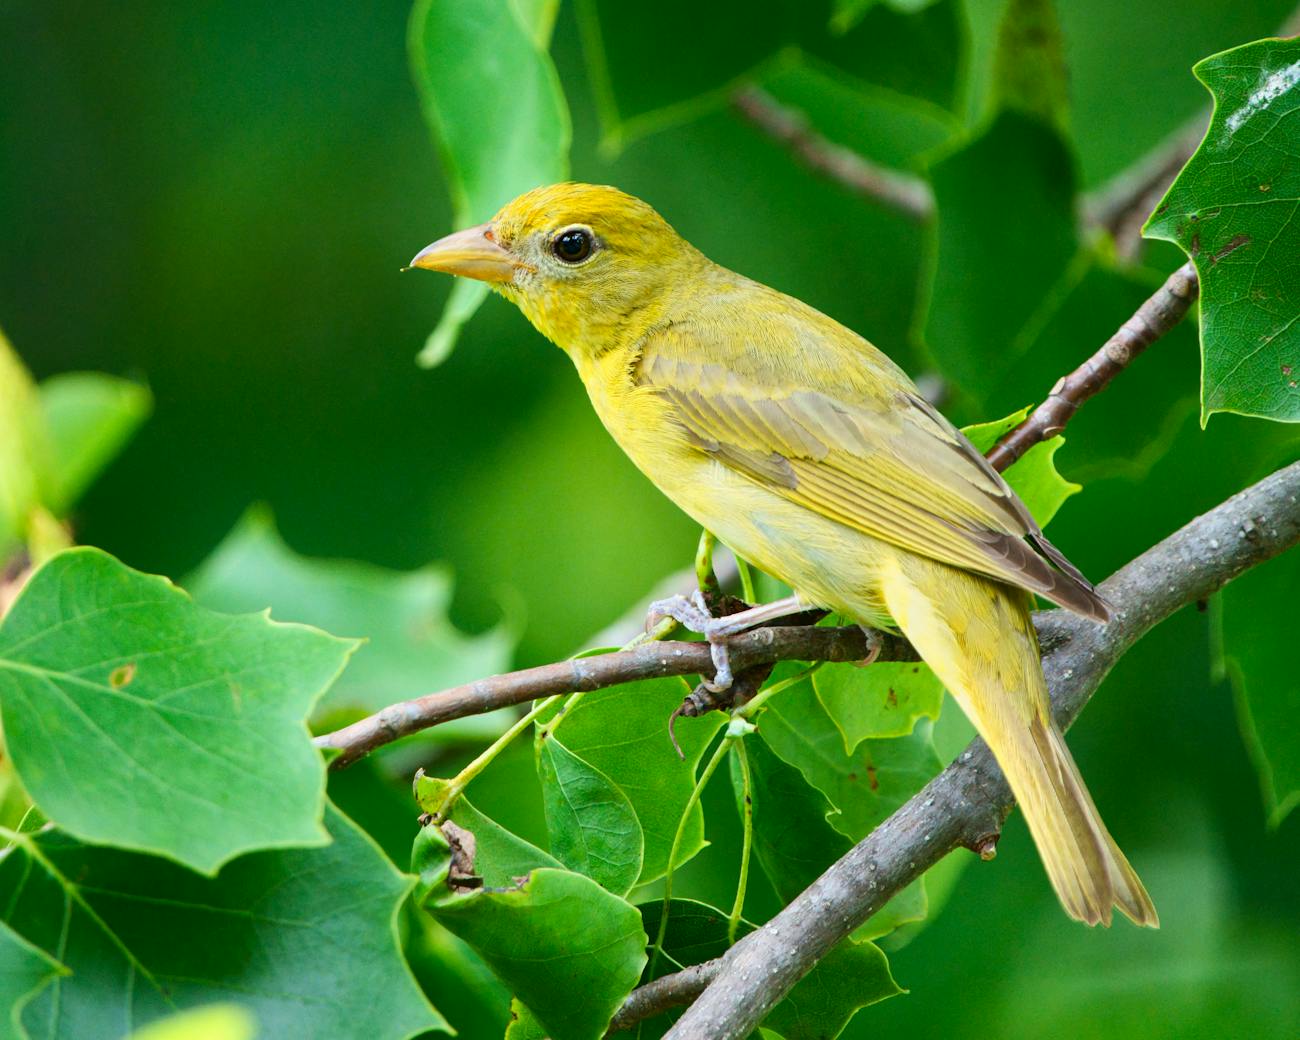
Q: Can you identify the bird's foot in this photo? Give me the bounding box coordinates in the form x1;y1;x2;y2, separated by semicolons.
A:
647;591;808;693
648;589;736;692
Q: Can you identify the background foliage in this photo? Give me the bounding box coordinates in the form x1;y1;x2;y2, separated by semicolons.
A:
2;1;1299;1038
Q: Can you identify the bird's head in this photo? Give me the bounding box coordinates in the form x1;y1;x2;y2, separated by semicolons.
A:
409;183;707;348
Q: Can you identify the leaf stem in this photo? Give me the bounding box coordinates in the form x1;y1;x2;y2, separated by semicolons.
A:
728;739;753;945
734;556;756;605
694;529;719;596
649;732;734;978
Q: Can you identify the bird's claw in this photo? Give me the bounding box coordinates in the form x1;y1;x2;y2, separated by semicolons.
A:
647;589;735;693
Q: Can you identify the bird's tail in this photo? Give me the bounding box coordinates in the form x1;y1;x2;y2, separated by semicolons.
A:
878;551;1158;928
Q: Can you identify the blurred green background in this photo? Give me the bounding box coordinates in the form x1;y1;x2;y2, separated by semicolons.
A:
3;1;1298;1037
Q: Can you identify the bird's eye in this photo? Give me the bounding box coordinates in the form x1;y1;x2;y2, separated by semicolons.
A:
552;228;593;264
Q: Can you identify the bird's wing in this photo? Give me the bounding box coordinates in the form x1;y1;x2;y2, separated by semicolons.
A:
637;319;1108;620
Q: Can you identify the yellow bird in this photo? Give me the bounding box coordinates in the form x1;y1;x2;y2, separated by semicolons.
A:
410;183;1156;928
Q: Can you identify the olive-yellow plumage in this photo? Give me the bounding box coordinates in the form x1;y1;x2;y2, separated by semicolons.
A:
411;183;1157;927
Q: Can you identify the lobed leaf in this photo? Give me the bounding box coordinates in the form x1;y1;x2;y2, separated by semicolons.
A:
0;807;444;1040
1145;37;1300;423
0;548;355;873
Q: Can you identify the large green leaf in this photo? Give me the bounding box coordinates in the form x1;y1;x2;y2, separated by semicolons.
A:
37;373;150;516
0;548;355;873
408;0;570;365
536;733;643;895
536;678;724;885
1218;541;1300;825
1145;37;1300;423
0;807;444;1040
413;825;646;1040
187;510;512;734
0;921;66;1040
636;899;900;1039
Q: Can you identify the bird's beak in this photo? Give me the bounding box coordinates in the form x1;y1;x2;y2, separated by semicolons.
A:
408;223;522;283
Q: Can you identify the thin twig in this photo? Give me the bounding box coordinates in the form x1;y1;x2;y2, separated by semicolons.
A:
985;260;1200;470
315;627;911;768
601;457;1300;1037
730;87;935;221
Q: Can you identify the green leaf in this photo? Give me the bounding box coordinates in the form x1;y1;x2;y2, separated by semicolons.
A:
920;111;1079;406
37;373;150;516
813;659;943;752
1144;37;1300;423
414;825;647;1040
577;0;803;149
125;1006;257;1040
187;510;513;734
1217;541;1300;825
408;0;570;364
755;675;942;939
759;61;956;174
805;0;964;117
0;548;355;873
1;806;445;1040
739;730;853;904
579;0;963;149
637;899;900;1039
0;331;49;556
536;678;724;885
536;734;644;895
991;0;1069;134
961;410;1081;526
0;921;66;1040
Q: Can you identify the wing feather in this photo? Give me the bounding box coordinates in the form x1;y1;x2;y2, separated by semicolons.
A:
639;334;1108;621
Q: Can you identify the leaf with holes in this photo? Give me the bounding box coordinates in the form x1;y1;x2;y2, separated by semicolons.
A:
0;806;444;1040
0;548;355;873
1145;37;1300;422
413;824;646;1040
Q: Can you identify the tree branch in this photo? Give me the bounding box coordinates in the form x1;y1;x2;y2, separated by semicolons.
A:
730;87;935;221
640;457;1300;1040
315;625;913;768
985;260;1199;470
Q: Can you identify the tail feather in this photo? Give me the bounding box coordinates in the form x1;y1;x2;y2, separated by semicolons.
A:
878;552;1157;928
